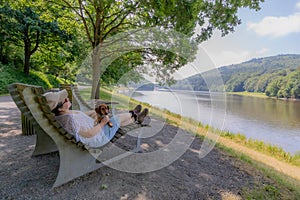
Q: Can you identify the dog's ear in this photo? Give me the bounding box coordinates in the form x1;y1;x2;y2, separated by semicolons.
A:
107;105;110;111
95;106;100;114
100;104;106;115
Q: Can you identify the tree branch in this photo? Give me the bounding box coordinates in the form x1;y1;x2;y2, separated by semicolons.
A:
102;2;140;41
100;28;143;47
81;1;95;30
56;0;94;45
30;30;40;55
77;0;94;46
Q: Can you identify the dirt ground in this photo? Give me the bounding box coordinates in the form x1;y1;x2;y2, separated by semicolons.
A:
0;95;295;200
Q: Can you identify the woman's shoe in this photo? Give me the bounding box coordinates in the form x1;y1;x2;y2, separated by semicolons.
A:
129;105;142;121
137;108;149;123
132;105;142;114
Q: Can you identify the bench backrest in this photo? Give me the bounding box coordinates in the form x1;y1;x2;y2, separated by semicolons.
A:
22;86;89;150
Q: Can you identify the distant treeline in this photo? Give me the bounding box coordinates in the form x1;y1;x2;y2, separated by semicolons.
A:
172;54;300;99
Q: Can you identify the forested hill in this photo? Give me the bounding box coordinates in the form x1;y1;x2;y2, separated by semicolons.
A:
171;54;300;99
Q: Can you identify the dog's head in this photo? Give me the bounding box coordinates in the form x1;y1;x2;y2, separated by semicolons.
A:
95;104;110;116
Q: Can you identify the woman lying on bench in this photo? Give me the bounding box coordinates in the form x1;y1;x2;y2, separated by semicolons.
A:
43;89;148;148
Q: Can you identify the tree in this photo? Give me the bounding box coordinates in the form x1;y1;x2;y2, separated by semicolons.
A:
39;0;263;99
244;76;259;92
288;70;300;99
225;73;249;92
100;52;144;85
265;77;284;98
0;4;72;75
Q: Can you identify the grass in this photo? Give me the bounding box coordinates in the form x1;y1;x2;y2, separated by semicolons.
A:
219;131;300;167
218;145;300;199
0;63;70;94
228;91;268;98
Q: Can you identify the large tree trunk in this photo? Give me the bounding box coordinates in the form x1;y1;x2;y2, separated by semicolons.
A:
95;81;100;99
91;48;101;99
23;28;39;75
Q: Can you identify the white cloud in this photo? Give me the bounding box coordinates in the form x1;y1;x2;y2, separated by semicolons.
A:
297;2;300;9
247;13;300;37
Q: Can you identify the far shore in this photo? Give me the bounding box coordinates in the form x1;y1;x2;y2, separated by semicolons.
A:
119;89;300;102
229;91;300;101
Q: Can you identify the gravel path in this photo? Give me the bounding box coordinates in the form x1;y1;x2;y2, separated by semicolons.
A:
0;96;283;200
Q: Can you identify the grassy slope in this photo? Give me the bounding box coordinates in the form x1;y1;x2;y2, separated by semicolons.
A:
0;64;71;95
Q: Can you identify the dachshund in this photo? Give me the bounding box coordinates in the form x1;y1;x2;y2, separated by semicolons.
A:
95;104;113;127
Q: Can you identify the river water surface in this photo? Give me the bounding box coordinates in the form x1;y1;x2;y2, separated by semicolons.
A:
127;90;300;154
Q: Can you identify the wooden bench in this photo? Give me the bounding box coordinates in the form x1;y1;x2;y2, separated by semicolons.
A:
9;83;147;188
7;83;45;136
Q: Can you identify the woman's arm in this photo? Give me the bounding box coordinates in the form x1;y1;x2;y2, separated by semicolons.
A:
79;116;109;138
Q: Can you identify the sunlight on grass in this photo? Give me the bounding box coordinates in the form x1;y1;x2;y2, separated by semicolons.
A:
228;91;268;98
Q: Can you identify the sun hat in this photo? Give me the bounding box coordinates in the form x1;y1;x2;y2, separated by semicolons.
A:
43;89;68;111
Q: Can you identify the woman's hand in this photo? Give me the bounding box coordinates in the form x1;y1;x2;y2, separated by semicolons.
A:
100;115;110;124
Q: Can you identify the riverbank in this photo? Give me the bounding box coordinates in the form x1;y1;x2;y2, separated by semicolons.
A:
228;91;300;101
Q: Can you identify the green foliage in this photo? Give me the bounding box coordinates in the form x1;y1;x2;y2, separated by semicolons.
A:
266;70;300;99
0;3;83;77
0;63;65;94
100;52;144;86
244;76;260;92
225;74;249;92
265;77;284;97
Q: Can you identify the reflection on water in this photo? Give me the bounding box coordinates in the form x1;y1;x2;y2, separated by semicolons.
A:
128;90;300;154
226;95;300;129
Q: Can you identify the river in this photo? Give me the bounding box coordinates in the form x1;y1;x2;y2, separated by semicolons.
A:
126;90;300;155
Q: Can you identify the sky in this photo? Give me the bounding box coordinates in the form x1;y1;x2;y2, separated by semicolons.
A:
175;0;300;79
